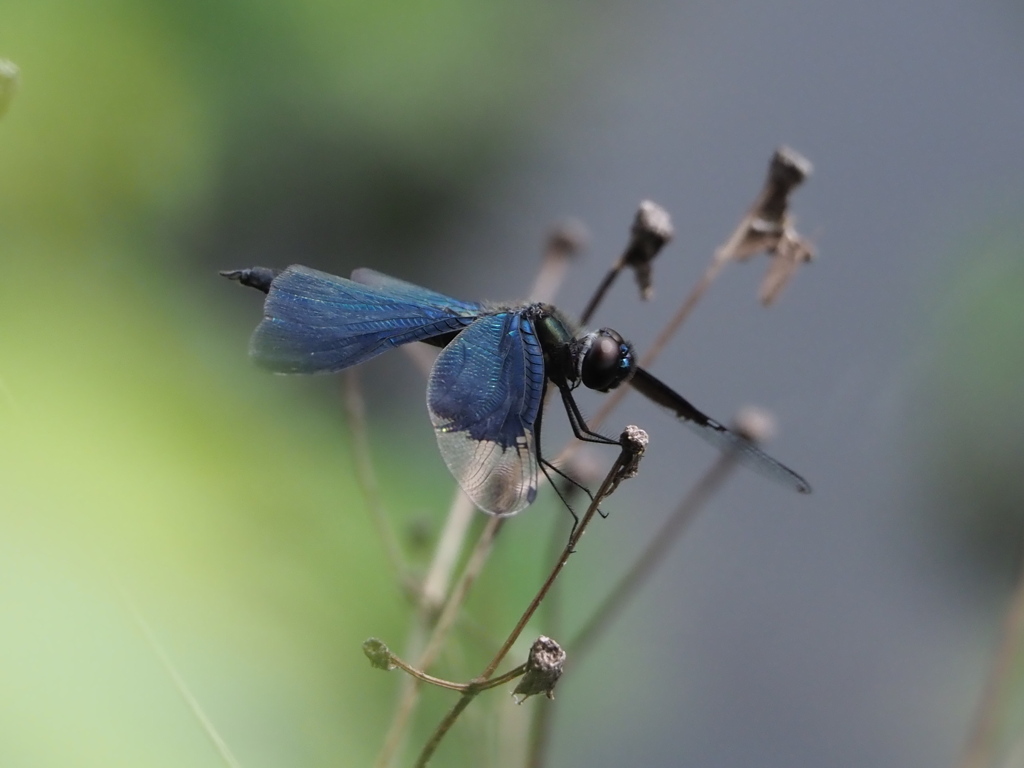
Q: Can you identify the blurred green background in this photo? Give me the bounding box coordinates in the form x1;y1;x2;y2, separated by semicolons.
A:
4;1;1024;767
0;2;605;766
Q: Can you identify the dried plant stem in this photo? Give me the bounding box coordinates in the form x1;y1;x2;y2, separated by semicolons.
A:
485;434;643;680
523;452;735;768
341;369;407;585
386;651;527;694
376;636;425;768
377;230;581;766
415;695;477;768
420;490;479;613
520;514;574;768
374;514;504;768
639;258;725;370
414;431;646;767
385;655;469;692
579;267;622;326
418;516;505;672
595;257;725;429
959;536;1024;768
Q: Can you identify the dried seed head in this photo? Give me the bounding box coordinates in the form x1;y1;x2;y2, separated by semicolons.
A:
362;638;396;671
714;147;816;306
765;147;813;209
624;201;674;300
617;425;649;481
754;146;812;237
512;636;567;703
629;201;674;258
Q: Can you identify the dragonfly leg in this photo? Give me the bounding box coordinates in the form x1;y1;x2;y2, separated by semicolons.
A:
558;387;619;446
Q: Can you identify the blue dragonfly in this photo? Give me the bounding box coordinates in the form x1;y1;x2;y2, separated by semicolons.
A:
223;265;810;515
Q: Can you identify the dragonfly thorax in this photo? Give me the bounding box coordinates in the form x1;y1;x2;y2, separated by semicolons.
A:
529;307;636;394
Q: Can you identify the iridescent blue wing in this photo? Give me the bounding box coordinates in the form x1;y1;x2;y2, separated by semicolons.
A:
427;312;546;515
350;268;484;313
251;265;482;373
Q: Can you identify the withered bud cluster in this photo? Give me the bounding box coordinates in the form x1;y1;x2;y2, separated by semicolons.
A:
624;200;674;301
513;636;567;702
716;146;815;305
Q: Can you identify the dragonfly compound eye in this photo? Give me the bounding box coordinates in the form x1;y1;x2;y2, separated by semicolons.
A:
580;329;635;392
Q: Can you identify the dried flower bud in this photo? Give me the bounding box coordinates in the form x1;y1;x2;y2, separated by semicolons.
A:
713;147;815;303
761;147;813;222
362;638;396;671
617;425;649;481
512;636;567;702
624;201;674;300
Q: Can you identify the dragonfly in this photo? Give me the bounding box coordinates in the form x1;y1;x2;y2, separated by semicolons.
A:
223;265;811;515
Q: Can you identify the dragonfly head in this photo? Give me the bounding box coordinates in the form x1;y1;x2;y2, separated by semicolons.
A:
578;329;636;392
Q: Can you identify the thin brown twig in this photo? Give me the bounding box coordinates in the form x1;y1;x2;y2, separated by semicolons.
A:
527;449;736;768
374;515;504;768
414;428;647;768
385;655;532;768
579;201;673;326
418;516;506;671
525;510;575;766
419;490;479;614
527;203;714;765
376;627;428;768
487;427;646;679
387;655;471;692
527;412;771;768
567;148;814;457
377;645;528;694
376;219;583;766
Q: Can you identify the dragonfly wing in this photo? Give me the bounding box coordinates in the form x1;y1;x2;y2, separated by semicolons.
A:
351;268;484;314
630;367;811;493
427;312;546;515
251;265;481;373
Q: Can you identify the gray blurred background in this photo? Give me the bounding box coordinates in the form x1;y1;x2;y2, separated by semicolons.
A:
2;0;1024;766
